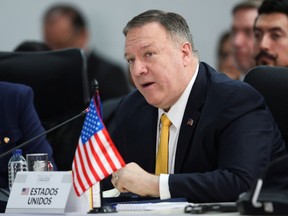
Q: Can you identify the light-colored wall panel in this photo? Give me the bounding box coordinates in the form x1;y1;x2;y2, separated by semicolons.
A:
0;0;242;70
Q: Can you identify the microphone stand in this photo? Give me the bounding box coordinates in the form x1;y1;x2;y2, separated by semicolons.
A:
0;109;89;159
88;183;116;214
88;79;116;214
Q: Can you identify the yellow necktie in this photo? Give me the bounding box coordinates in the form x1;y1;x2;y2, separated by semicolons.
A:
155;114;172;175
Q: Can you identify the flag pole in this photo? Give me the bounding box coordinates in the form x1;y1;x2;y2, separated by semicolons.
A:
88;79;116;214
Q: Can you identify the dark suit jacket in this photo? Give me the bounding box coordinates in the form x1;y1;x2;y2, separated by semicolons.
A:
0;82;55;189
87;51;131;101
110;62;287;202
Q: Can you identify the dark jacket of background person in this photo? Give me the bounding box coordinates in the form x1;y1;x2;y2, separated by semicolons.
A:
109;62;287;202
0;82;56;189
87;51;131;102
14;41;51;52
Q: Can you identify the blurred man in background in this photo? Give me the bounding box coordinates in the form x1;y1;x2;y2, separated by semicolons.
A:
231;0;262;78
217;31;241;80
42;4;131;101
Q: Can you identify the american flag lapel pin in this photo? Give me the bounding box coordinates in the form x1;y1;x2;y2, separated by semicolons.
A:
187;118;193;126
4;137;10;144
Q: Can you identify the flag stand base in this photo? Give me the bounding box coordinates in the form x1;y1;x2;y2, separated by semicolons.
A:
88;205;116;214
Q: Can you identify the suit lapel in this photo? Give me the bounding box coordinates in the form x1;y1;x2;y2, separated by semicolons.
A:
174;63;208;172
138;105;158;173
123;101;158;173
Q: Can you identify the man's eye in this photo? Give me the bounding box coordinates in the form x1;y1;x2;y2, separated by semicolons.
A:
145;52;153;57
271;33;281;40
254;31;262;40
127;58;134;64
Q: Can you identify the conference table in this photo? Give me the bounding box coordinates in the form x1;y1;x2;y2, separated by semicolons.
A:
0;211;241;216
2;173;248;216
1;202;242;215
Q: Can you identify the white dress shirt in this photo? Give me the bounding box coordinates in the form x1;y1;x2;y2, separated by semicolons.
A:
157;63;199;199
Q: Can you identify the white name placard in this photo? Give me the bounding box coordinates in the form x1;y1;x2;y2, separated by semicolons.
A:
5;171;89;214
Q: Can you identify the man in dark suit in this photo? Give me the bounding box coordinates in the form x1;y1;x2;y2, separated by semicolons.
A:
0;82;56;189
109;10;287;202
42;4;131;101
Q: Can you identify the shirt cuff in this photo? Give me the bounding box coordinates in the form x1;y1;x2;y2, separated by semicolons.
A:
159;174;171;199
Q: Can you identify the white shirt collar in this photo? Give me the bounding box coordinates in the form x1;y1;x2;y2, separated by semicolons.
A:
158;63;199;129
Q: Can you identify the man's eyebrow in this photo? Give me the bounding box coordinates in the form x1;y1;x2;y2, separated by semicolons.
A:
268;27;286;33
124;53;130;59
139;44;151;50
124;44;152;58
254;26;285;32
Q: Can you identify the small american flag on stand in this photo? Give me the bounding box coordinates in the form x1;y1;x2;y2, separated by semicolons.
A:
72;96;125;196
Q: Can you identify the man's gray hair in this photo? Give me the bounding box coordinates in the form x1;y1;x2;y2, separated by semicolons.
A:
123;9;198;55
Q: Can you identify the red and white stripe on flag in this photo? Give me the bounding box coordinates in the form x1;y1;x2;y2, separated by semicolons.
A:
72;97;125;196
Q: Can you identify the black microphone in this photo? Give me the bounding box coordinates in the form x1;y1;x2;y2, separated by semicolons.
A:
236;155;288;215
0;108;89;159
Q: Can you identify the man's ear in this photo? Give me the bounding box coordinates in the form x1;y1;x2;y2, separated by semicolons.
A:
78;29;89;49
182;42;192;66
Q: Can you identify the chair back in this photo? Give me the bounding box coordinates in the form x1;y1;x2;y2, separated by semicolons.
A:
244;66;288;146
0;48;90;123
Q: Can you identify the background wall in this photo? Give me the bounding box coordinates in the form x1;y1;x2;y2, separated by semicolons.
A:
0;0;242;71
